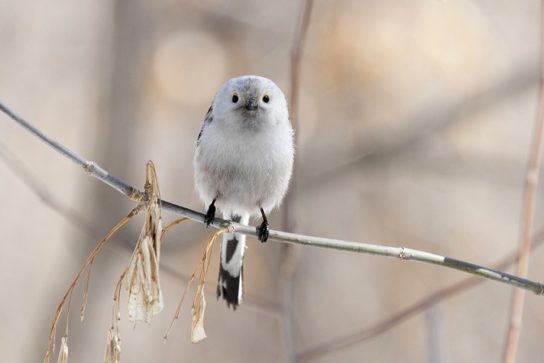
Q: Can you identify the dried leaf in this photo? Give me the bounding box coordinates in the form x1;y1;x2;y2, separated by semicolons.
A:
44;209;140;363
191;291;207;343
104;328;121;363
56;337;68;363
126;236;164;322
191;229;226;343
125;162;164;323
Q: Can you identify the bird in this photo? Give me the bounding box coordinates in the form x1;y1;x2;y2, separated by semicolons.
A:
193;75;294;309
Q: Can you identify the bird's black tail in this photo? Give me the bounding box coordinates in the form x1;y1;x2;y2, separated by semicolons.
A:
217;212;249;309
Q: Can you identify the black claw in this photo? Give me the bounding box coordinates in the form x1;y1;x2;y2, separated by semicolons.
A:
257;207;269;242
204;199;216;227
257;221;269;242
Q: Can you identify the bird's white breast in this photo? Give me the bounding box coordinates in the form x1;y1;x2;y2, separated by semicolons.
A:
194;118;293;216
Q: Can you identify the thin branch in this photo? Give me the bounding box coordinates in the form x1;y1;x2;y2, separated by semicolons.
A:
0;140;280;315
7;129;543;358
296;229;544;362
1;103;544;296
163;270;196;341
503;2;544;361
0;103;138;199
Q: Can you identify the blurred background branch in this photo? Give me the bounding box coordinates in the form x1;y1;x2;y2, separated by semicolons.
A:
302;65;539;189
503;2;544;362
281;1;314;362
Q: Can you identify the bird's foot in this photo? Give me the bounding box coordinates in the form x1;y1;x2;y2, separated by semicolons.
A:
257;221;269;242
204;201;216;227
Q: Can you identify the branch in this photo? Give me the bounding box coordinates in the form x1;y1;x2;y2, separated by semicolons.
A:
296;227;544;361
0;139;280;315
1;102;544;297
503;2;544;361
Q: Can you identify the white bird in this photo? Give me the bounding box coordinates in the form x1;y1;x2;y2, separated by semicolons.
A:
193;75;294;309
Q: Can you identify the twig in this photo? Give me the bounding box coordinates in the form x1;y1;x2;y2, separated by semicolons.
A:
161;217;190;240
1;103;544;296
163;270;196;341
502;3;544;362
7;128;540;361
0;102;140;200
15;134;529;360
191;228;227;343
295;228;544;362
0;140;280;315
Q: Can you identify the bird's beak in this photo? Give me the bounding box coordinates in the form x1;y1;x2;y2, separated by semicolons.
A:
245;97;258;111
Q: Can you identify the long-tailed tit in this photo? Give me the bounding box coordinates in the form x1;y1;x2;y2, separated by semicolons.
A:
193;75;294;309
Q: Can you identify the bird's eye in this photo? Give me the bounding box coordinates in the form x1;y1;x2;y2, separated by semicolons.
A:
232;94;239;103
263;95;270;103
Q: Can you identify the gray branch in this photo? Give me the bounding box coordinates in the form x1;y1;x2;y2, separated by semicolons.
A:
1;100;543;295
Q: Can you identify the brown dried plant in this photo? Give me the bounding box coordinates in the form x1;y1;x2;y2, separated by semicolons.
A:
56;337;68;363
104;268;127;363
124;161;164;323
104;161;175;363
43;159;244;361
45;161;166;363
162;217;190;240
104;328;121;363
163;270;196;341
163;227;227;343
44;206;143;363
191;228;228;343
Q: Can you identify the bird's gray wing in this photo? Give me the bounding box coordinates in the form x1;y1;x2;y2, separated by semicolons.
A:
197;105;213;146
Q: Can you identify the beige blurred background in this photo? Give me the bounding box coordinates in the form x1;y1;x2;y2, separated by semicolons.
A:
1;0;543;362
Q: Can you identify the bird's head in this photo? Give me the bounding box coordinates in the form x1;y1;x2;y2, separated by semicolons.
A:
213;75;289;128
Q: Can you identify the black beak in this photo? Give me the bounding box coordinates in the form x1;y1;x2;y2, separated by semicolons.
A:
245;97;258;111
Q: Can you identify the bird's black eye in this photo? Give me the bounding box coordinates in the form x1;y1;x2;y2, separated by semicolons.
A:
263;95;270;103
232;94;239;103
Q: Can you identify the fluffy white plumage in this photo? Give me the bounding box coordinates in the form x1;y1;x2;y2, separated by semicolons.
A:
193;75;294;308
